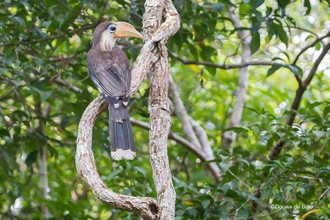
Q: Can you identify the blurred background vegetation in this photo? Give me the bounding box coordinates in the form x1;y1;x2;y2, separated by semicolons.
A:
0;0;329;219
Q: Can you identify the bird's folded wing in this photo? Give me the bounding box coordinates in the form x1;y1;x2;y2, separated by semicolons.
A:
88;63;129;97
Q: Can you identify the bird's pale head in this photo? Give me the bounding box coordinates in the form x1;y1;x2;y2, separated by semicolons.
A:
92;21;143;51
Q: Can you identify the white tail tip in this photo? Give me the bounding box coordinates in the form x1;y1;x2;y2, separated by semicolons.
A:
111;149;136;161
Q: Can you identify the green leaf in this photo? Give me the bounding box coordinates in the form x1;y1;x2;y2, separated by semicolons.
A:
32;88;53;102
200;45;216;60
225;189;242;200
0;129;10;138
187;207;197;217
315;41;321;50
323;104;330;118
266;7;273;16
237;206;249;218
13;16;26;26
202;199;211;209
60;116;75;129
211;3;225;11
304;0;311;15
134;166;147;177
287;64;303;77
277;0;290;10
176;209;185;217
105;168;123;181
273;23;288;46
250;31;260;54
4;51;16;65
219;162;231;172
25;150;39;166
187;43;198;60
205;66;216;75
266;20;275;41
224;126;248;134
252;0;265;9
286;15;296;26
47;143;59;158
267;64;283;77
239;3;251;17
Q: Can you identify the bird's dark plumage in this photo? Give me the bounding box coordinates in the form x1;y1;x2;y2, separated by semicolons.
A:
87;21;141;160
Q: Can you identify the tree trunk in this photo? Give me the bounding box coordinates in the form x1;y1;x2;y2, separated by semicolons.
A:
35;103;50;219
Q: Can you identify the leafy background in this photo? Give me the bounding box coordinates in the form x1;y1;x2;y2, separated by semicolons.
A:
1;0;329;219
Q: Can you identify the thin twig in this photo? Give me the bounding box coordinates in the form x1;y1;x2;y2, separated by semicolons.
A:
50;78;83;93
292;31;330;65
169;51;285;70
270;42;330;159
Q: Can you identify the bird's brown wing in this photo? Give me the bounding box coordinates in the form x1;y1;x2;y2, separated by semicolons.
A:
87;51;130;98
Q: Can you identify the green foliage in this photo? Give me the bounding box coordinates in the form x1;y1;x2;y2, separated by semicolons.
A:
1;0;330;219
174;102;330;219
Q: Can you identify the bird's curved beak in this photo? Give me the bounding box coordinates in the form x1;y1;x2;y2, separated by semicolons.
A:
114;21;143;39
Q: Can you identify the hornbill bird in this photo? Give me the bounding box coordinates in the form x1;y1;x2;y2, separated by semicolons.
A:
87;21;143;160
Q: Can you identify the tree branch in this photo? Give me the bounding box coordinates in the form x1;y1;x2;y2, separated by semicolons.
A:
302;42;330;88
169;76;221;181
269;42;330;159
50;77;83;93
169;76;202;149
30;67;83;93
169;51;283;70
169;33;330;91
130;0;180;95
75;96;158;219
292;31;330;65
35;103;50;219
143;0;180;218
222;6;251;149
188;117;213;157
170;51;305;88
252;41;330;220
130;118;221;182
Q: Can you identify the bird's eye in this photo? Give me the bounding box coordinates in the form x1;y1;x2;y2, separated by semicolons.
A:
108;24;116;33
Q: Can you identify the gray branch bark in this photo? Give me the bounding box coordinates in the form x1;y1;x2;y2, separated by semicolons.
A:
130;118;208;160
169;76;221;182
169;51;285;69
131;117;221;182
36;103;50;220
222;7;251;150
143;0;180;218
76;96;158;219
169;76;202;149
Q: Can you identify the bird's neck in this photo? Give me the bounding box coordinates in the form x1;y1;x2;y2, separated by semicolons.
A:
98;31;116;51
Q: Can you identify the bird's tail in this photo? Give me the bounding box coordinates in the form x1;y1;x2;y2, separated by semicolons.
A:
109;101;136;160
